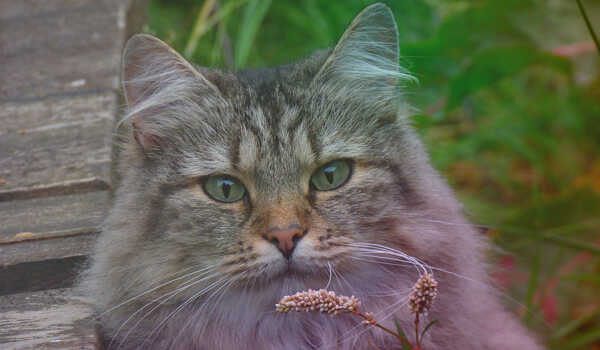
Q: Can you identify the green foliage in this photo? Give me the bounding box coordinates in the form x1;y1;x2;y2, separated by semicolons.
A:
394;319;412;350
421;319;439;340
234;0;272;69
446;46;571;110
146;0;600;348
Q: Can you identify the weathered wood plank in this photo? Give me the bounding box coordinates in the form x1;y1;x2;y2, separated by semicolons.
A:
0;93;116;191
0;190;108;247
0;288;96;350
0;178;109;202
0;0;125;102
0;1;104;20
0;230;98;267
0;2;121;58
0;0;147;103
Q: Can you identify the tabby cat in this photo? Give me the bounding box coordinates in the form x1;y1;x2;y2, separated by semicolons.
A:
82;4;544;349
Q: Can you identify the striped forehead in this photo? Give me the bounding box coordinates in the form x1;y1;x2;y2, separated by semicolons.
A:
237;105;316;177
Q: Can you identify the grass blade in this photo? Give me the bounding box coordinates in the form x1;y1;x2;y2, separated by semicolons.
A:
184;0;247;59
184;0;217;58
394;319;412;350
562;326;600;350
234;0;273;69
551;308;600;341
576;0;600;53
420;319;438;339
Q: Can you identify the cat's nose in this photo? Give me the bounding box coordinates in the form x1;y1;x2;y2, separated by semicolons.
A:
264;224;306;259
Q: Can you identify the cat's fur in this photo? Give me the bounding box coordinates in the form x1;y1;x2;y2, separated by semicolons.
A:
82;4;544;349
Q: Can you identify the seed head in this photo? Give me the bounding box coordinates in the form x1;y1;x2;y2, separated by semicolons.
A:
275;289;361;315
408;273;438;315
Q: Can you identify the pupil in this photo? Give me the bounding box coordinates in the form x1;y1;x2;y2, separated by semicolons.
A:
324;167;335;184
221;181;231;198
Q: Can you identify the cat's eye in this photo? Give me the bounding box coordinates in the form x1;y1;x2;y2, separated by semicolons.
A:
310;159;352;191
203;175;246;203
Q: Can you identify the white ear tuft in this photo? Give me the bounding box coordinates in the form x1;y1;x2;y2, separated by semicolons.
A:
119;34;221;151
314;4;414;108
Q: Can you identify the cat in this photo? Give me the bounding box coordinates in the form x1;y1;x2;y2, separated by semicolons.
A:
81;3;544;349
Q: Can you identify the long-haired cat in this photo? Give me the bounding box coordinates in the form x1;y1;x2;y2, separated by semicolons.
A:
82;4;544;349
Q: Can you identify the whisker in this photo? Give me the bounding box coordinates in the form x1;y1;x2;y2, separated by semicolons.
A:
142;275;232;346
350;242;530;314
325;261;333;290
350;255;416;268
111;270;220;350
99;265;215;318
349;243;430;275
196;274;243;330
170;272;247;345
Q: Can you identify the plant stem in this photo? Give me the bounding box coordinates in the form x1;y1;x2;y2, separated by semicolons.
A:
184;0;217;58
415;312;421;348
576;0;600;53
353;310;416;350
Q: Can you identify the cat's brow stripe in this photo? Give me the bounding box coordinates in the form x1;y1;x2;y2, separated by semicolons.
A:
306;126;322;161
229;129;241;171
241;114;264;156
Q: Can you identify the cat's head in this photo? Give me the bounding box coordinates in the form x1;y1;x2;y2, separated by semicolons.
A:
92;3;467;318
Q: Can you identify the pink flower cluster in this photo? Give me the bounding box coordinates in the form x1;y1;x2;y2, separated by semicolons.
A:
276;289;361;314
408;273;438;315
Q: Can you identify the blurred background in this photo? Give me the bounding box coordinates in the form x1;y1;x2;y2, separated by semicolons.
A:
143;0;600;348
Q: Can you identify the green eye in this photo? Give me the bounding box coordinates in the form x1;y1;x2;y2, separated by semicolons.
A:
310;159;352;191
203;175;246;203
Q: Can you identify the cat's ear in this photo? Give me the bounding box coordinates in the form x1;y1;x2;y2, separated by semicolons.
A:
314;4;411;106
121;34;221;151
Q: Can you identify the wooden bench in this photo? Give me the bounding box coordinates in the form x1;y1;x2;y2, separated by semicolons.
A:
0;1;147;348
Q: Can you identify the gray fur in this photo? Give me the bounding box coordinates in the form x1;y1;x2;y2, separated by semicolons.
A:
81;3;544;350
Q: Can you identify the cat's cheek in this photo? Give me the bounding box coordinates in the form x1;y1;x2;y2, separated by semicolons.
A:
291;238;311;262
252;240;288;269
290;236;329;269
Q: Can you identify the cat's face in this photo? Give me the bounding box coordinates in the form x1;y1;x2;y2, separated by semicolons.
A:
91;3;459;330
117;53;415;297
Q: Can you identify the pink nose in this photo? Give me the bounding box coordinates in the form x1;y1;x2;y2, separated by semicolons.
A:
264;224;306;259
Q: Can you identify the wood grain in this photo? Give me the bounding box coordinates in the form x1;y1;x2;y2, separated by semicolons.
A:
0;190;109;243
0;92;116;191
0;0;122;102
0;288;96;350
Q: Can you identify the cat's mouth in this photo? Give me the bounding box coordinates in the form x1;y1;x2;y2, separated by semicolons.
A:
226;255;331;288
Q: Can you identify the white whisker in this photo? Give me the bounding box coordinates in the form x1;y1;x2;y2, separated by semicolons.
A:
99;265;214;318
142;275;233;346
325;261;333;290
112;270;220;350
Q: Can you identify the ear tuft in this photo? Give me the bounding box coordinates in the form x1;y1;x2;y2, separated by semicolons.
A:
314;4;413;109
120;34;221;152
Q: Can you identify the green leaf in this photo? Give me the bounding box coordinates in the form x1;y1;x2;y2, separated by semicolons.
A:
446;46;570;111
420;319;439;339
551;308;600;341
561;326;600;350
394;319;412;350
234;0;273;69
